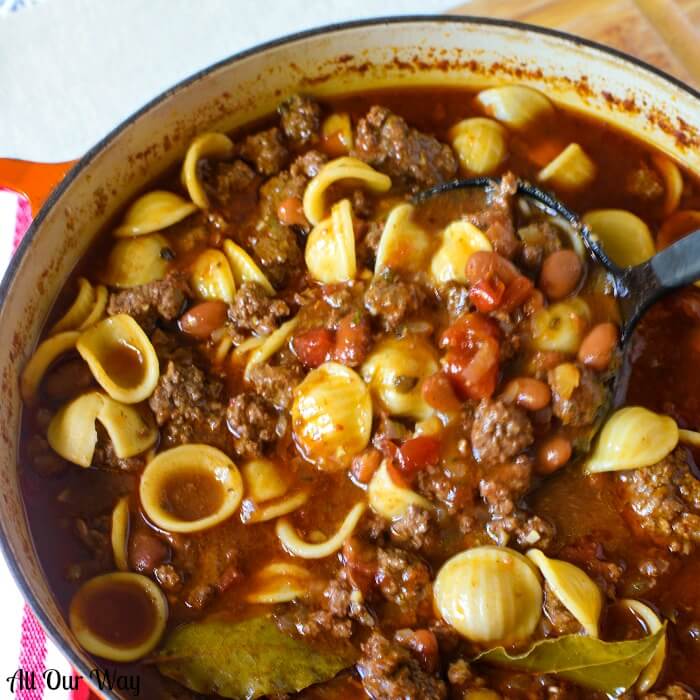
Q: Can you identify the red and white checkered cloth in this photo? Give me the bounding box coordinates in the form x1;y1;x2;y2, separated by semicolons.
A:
0;187;97;699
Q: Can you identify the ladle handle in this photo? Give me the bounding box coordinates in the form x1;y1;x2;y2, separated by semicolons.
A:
618;228;700;341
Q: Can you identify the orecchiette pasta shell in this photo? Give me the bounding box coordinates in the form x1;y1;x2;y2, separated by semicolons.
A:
103;233;170;288
292;362;372;470
434;546;542;644
69;572;167;662
241;489;310;524
651;153;683;217
303;156;391;226
476;85;554;130
190;248;236;303
47;391;158;467
375;203;431;274
530;297;590;354
111;496;130;572
538;143;596;191
78;284;109;330
620;599;666;693
241;458;288;503
49;277;95;335
114;190;197;237
582;210;655;267
449;118;508;176
77;314;160;404
276;502;366;559
140;444;243;533
305;198;356;283
181;132;235;209
245;561;312;604
527;549;603;637
361;335;438;420
368;460;433;521
20;331;80;404
244;316;299;381
430;220;492;285
584;406;678;474
223;240;274;294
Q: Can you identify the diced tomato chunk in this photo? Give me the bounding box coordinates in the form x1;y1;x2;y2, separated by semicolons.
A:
292;328;334;368
469;277;506;312
440;312;500;351
277;196;307;227
502;275;535;312
386;459;410;488
396;435;441;476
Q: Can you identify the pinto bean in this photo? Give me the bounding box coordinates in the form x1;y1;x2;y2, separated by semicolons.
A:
128;530;169;573
536;434;573;474
539;249;582;300
502;377;551;411
466;250;519;286
179;301;228;338
577;322;619;371
421;372;462;413
334;313;371;367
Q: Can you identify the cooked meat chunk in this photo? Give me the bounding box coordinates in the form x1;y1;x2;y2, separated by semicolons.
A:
290;149;327;178
41;357;95;403
353;105;457;189
518;220;562;271
357;220;383;267
487;511;555;549
416;459;475;516
618;447;700;554
376;547;433;625
129;531;169;574
200;159;257;210
278;94;322;146
390;505;437;552
250;218;303;287
645;685;694;700
467;173;520;258
107;271;189;333
543;581;583;635
246;362;301;410
357;631;447;700
92;430;145;472
470;398;534;464
548;363;605;427
27;434;68;476
226;392;283;458
479;455;533;516
148;359;231;452
239;127;289;176
227;281;289;337
364;274;425;332
67;516;113;581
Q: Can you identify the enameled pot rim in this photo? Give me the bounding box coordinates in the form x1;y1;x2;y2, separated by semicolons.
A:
1;14;698;698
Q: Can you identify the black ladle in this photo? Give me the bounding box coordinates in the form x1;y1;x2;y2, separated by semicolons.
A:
416;177;700;404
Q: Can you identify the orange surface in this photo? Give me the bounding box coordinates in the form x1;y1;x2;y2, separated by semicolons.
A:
0;158;77;215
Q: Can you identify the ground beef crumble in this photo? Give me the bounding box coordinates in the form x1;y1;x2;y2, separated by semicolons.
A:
470;398;534;464
618;447;700;554
238;127;289;176
278;94;322;147
226;392;284;458
353;105;457;189
357;631;447;700
364;274;426;332
107;271;189;333
227;281;290;338
548;363;605;427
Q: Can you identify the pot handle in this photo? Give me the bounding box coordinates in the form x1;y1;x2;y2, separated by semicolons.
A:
0;158;77;215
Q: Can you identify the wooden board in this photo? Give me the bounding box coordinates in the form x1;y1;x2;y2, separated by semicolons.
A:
450;0;700;88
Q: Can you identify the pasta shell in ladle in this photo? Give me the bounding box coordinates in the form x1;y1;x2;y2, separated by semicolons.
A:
584;406;678;474
47;391;157;467
181;132;235;209
434;546;542;644
77;314;159;404
527;549;603;637
305;198;357;283
140;444;243;533
530;297;590;354
114;190;197;237
430;220;492;285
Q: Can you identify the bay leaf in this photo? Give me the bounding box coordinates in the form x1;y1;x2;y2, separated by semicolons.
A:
157;615;355;699
475;626;666;696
